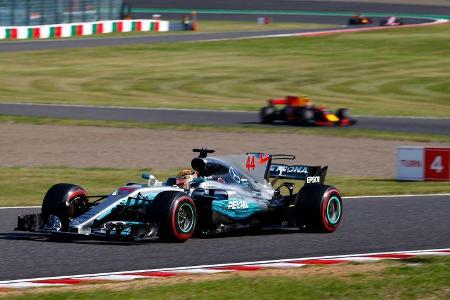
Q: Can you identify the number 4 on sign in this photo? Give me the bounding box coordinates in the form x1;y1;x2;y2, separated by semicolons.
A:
246;156;256;170
431;156;443;173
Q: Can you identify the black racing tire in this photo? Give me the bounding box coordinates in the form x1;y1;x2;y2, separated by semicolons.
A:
150;191;196;242
294;184;343;233
41;183;88;231
301;108;314;121
380;19;387;26
260;106;275;124
336;108;350;120
294;108;314;125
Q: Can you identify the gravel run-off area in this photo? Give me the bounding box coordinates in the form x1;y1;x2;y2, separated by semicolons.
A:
2;123;449;177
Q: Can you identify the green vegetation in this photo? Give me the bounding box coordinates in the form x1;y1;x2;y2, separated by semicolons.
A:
1;167;449;206
4;256;450;299
0;24;449;117
2;114;450;143
0;167;168;207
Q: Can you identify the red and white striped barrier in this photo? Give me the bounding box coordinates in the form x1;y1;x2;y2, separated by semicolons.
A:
0;19;169;40
0;248;449;290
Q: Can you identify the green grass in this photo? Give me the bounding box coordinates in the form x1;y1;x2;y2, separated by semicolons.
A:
0;24;449;117
1;167;449;207
5;256;450;299
2;114;450;143
0;167;167;207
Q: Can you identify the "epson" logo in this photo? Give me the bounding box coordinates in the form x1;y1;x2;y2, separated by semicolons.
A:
306;176;320;184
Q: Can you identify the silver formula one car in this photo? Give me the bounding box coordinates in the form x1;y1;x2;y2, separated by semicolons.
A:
16;148;343;242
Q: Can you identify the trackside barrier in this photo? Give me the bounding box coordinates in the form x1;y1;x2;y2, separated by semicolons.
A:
397;146;450;181
0;19;169;40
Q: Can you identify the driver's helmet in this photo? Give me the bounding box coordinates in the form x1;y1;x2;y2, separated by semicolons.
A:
298;96;312;107
176;169;197;189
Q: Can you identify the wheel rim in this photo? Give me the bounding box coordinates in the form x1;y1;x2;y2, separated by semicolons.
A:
177;203;194;233
326;196;341;225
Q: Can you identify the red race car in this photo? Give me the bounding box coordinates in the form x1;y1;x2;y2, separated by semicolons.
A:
260;96;356;126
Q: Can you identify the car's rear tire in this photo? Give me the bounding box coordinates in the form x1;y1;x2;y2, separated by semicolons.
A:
295;184;343;233
260;106;275;124
336;108;350;119
150;191;196;242
41;183;88;231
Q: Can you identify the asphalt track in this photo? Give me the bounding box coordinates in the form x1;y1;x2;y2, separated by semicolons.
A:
1;195;449;281
1;103;449;135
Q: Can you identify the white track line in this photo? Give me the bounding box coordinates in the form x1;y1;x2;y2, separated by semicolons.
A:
343;193;450;199
0;206;40;210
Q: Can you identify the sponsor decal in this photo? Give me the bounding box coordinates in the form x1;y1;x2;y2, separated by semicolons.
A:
270;165;309;176
306;176;320;184
258;153;270;164
227;200;249;210
112;187;137;196
229;167;241;183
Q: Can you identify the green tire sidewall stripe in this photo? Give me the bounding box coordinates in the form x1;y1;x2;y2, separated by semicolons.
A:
326;196;341;225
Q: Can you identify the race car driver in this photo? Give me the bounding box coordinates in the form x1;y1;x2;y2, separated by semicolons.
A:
176;169;197;190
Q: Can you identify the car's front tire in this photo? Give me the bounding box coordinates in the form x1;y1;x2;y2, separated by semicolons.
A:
336;108;350;119
41;183;88;231
294;184;343;233
150;191;197;242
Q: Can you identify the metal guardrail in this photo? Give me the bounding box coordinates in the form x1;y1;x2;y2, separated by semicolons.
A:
0;0;125;26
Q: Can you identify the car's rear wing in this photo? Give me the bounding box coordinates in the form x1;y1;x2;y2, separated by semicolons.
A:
268;163;328;184
242;152;327;184
263;152;328;184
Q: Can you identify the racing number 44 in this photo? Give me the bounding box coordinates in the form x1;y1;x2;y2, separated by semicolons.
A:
246;156;256;171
